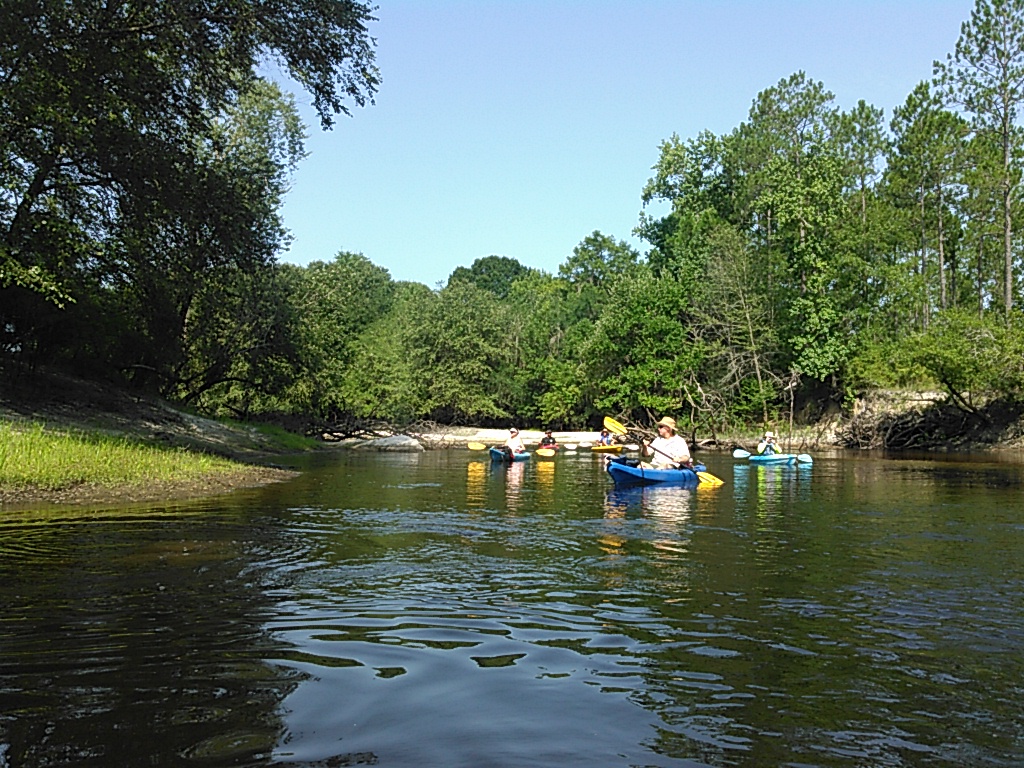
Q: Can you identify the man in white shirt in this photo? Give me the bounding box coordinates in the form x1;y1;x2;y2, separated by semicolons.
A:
643;416;691;468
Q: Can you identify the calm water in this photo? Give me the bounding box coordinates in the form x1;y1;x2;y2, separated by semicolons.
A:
1;448;1023;767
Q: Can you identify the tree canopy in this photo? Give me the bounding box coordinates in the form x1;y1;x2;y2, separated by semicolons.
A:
5;0;1024;441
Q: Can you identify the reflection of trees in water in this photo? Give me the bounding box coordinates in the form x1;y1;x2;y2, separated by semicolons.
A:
0;506;298;766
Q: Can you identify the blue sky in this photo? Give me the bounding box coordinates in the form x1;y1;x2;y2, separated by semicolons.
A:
275;1;975;287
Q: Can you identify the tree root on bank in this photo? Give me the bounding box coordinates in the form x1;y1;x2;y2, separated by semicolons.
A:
837;396;1024;450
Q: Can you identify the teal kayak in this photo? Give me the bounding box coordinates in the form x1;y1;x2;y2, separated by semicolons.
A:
490;447;531;462
734;448;812;465
748;453;799;465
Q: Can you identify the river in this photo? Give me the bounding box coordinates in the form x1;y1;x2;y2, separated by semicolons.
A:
1;447;1022;767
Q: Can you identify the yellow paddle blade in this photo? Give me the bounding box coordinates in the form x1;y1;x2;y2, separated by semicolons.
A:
603;416;629;436
697;471;724;486
467;441;487;450
536;448;556;457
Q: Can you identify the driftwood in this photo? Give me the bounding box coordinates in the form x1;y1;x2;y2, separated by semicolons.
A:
314;417;456;449
315;416;395;442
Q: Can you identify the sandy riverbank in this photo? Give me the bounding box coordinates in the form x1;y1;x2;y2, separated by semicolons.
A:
430;428;611;447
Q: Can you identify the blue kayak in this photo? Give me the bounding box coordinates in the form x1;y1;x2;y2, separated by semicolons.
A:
490;447;531;463
606;457;706;486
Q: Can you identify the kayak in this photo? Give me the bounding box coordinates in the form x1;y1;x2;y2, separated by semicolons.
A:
733;448;813;465
489;447;531;462
605;457;706;486
749;453;799;465
590;444;624;454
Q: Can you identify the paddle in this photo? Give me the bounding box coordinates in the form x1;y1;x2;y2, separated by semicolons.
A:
733;448;751;459
468;441;487;451
603;416;723;486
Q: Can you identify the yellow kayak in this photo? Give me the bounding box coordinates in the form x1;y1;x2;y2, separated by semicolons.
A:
590;444;624;454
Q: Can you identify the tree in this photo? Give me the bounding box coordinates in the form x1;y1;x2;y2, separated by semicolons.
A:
0;0;378;373
694;223;780;424
911;307;1024;411
887;82;969;325
337;281;434;422
638;130;733;279
409;281;515;423
734;72;849;380
288;252;394;417
447;255;534;299
935;0;1024;317
582;268;706;425
558;231;640;321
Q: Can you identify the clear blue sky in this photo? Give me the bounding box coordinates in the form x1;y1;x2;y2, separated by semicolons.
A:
275;1;975;288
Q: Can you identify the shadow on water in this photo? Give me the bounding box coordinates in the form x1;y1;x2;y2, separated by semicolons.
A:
2;448;1023;766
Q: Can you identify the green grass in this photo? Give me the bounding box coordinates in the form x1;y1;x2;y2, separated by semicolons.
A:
231;421;322;452
0;422;242;492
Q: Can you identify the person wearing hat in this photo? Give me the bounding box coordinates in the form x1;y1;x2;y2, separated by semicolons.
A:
758;430;777;456
539;429;558;449
504;427;526;457
597;428;614;446
641;416;691;469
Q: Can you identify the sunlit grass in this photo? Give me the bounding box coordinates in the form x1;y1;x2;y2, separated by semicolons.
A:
227;420;321;452
0;422;242;492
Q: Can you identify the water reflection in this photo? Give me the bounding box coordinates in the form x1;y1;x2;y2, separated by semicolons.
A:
493;458;526;511
534;459;555;505
465;459;486;508
732;462;813;515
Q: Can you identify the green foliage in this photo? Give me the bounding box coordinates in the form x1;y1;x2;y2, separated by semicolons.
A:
335;281;431;422
409;281;515;422
935;0;1024;316
9;0;1024;442
909;308;1024;408
585;270;705;422
448;255;534;299
846;338;931;391
285;252;395;418
559;231;640;321
0;0;377;388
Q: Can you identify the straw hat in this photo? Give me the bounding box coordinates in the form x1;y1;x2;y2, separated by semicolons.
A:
764;430;775;438
655;416;677;431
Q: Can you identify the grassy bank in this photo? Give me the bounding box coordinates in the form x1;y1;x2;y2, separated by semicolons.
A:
0;421;299;507
1;422;241;489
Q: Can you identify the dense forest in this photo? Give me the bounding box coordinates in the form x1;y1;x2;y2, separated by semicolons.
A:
4;0;1024;441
